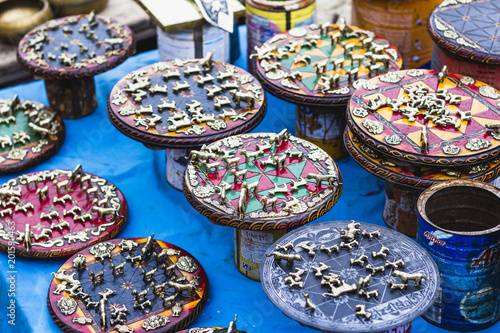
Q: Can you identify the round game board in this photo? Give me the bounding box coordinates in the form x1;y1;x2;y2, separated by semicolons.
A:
17;12;134;79
48;236;209;333
0;165;127;258
183;131;343;230
344;128;500;188
107;58;267;149
347;68;500;165
260;220;440;333
0;96;65;173
252;22;403;107
428;0;500;65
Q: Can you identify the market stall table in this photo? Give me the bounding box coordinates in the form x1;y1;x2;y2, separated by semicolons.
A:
0;27;498;333
253;22;402;159
183;131;343;280
345;67;500;237
17;12;135;118
107;57;267;190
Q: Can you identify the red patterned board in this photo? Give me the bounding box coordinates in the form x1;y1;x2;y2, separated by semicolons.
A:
0;166;127;258
107;60;267;149
253;23;402;106
428;0;500;64
47;237;209;333
17;13;134;79
183;131;343;231
0;96;65;173
344;128;500;189
347;69;500;166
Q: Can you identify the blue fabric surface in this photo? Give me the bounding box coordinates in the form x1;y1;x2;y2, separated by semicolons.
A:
0;26;498;333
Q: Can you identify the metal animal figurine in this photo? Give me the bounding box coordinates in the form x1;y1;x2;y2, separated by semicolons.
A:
260;195;278;211
366;264;385;276
392;270;429;286
14;203;34;213
322;280;358;298
321;273;341;288
140;267;158;282
228;169;247;183
240;149;260;163
385;259;405;270
131;288;149;302
88;270;105;284
303;293;316;313
53;194;73;205
50;220;70;231
214;182;231;204
284;148;304;159
356;304;372;319
300;242;317;256
221;156;240;169
134;299;152;312
362;229;381;240
311;262;330;277
172;302;183;317
229;90;255;107
320;244;339;256
265;251;303;266
275;241;294;252
359;289;379;300
118;239;138;252
161;293;177;307
166;276;200;297
372;246;390;259
387;279;407;291
358;274;371;289
40;211;60;220
306;173;338;187
268;183;288;196
350;254;368;267
109;262;125;275
269;128;289;145
33;228;52;242
339;240;359;251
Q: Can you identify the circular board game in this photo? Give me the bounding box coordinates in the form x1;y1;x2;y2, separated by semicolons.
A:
48;236;209;333
0;165;127;258
252;21;403;107
0;96;65;173
107;57;267;149
347;68;500;166
183;131;343;230
260;220;440;333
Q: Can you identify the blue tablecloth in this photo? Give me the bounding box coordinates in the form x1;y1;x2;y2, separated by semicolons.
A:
0;27;498;333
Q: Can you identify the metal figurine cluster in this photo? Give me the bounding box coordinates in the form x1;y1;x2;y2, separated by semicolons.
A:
0;165;127;258
18;11;131;71
110;52;264;137
266;221;428;319
185;130;341;223
251;18;400;97
179;314;242;333
48;235;208;332
0;95;63;170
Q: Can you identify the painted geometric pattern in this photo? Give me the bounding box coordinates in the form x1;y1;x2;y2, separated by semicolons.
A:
349;70;500;160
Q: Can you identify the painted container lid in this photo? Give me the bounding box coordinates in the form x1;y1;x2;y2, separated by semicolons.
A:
344;128;500;189
347;68;500;166
183;131;343;230
428;0;500;64
253;21;403;106
0;96;65;173
260;220;440;333
107;57;267;149
17;12;135;79
47;235;209;332
0;165;127;258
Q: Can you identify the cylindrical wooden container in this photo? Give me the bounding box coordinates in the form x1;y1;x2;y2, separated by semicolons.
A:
246;0;316;72
417;180;500;331
428;0;500;91
352;0;442;68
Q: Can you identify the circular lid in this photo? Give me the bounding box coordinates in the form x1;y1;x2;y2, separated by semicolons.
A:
0;96;65;173
344;128;500;189
253;21;402;107
183;131;343;230
0;165;127;258
428;0;500;64
260;220;440;333
107;58;267;149
17;12;134;79
347;68;500;166
47;236;209;333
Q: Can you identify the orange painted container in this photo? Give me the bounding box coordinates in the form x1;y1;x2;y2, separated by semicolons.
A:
352;0;442;68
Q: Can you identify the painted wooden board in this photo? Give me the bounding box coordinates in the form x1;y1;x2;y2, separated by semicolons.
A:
47;236;209;333
260;220;440;333
253;23;402;107
17;12;135;79
347;69;500;165
0;96;65;173
344;128;500;189
0;166;127;258
183;131;343;231
428;0;500;64
107;60;267;149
